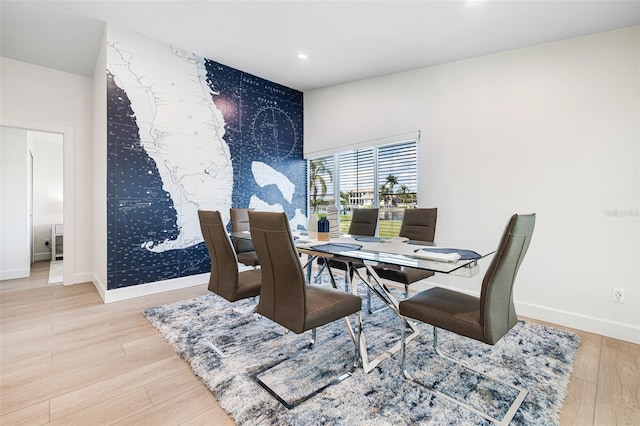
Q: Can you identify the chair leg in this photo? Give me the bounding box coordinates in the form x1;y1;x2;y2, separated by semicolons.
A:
344;266;351;292
401;318;407;376
401;325;528;426
353;312;362;369
309;327;317;349
250;320;359;410
313;263;326;283
326;264;339;289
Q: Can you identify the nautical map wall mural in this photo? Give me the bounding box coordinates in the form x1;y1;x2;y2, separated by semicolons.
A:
106;28;305;289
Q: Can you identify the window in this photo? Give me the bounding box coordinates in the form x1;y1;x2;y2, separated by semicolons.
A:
308;140;418;238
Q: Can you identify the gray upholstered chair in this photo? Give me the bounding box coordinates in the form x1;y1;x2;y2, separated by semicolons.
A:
371;208;437;308
230;208;260;267
399;213;535;425
248;211;362;409
316;208;379;287
198;210;261;302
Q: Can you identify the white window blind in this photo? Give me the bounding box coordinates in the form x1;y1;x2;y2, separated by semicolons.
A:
339;148;374;209
378;141;417;208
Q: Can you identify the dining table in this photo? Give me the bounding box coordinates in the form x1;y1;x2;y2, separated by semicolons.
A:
231;231;495;373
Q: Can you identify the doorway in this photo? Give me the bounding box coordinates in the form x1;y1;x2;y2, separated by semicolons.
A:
30;131;64;282
0;121;73;285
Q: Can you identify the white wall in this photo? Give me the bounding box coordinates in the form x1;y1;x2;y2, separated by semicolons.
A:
304;26;640;343
1;57;94;285
31;131;63;261
92;30;108;299
0;127;30;279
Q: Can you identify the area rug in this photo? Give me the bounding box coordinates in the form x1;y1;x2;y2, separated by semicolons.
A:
48;260;63;284
144;283;579;425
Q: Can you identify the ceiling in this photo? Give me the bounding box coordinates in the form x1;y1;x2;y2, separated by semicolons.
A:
1;1;639;92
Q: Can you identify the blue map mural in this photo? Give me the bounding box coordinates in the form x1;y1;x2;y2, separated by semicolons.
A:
106;28;305;290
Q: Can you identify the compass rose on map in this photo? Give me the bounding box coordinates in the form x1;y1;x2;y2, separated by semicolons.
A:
251;106;298;160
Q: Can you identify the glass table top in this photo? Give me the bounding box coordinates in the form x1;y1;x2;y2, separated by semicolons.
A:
231;231;495;274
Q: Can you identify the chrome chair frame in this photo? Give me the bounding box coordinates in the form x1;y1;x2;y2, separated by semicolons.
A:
198;209;263;357
250;322;362;409
397;213;535;425
401;325;528;426
248;211;363;409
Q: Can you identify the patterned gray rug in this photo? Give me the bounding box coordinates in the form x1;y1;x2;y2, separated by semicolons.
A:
144;284;579;425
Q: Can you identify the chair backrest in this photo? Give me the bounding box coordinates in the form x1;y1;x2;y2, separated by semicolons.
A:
198;210;240;301
399;208;437;242
480;213;536;344
249;211;307;333
230;208;255;254
348;208;379;236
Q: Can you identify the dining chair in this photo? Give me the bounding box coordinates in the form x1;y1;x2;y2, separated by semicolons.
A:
230;208;260;267
369;208;437;311
197;210;261;302
398;213;535;425
248;210;362;409
316;208;379;288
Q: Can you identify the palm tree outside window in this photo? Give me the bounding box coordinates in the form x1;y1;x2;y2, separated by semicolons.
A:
307;140;418;237
308;157;333;214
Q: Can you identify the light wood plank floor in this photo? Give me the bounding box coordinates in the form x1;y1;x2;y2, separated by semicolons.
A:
1;261;638;425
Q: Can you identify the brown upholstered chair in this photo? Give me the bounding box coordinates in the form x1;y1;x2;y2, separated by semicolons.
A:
316;208;379;287
198;210;261;302
248;211;362;408
345;208;380;236
399;213;535;425
370;208;437;311
230;208;260;267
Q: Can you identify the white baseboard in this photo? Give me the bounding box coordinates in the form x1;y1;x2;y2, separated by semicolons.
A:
74;272;95;283
516;302;640;345
34;252;52;262
0;268;30;280
88;272;107;301
99;273;209;303
62;271;204;305
69;272;96;287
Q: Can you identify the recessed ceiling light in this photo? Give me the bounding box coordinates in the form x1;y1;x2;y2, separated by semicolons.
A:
296;53;309;60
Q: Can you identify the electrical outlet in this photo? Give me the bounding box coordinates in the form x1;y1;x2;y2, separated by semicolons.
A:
612;287;625;304
45;240;50;247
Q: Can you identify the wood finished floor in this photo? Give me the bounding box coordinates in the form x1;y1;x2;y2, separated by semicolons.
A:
1;261;638;425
